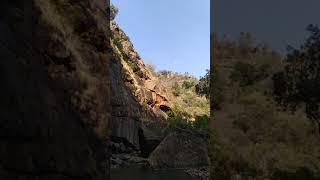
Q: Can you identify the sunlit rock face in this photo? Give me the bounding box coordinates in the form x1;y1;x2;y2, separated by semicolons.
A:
0;0;111;179
110;21;171;149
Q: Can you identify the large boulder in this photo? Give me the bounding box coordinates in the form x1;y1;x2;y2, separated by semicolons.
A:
149;129;209;169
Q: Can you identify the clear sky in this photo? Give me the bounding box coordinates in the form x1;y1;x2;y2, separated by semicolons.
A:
111;0;210;77
213;0;320;52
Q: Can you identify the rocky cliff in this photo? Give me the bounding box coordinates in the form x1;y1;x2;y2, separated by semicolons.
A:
0;0;207;178
109;21;171;149
0;0;111;179
109;16;210;176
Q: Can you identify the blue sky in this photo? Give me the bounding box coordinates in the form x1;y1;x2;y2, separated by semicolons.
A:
213;0;320;52
111;0;210;77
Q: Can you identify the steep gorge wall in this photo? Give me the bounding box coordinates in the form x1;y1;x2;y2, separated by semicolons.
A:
110;21;171;149
0;0;111;179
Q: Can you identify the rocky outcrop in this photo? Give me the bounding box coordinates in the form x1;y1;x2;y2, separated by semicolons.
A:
110;21;171;149
0;0;111;179
149;129;209;169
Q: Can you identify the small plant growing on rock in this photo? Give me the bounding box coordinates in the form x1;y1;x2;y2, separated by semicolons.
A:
110;4;118;20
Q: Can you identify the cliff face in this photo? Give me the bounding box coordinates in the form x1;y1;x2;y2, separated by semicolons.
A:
0;0;111;179
109;21;171;148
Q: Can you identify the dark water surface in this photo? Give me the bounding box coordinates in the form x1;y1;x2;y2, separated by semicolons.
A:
111;168;195;180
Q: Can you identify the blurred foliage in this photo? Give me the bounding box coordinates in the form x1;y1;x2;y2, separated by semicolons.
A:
210;31;320;179
230;62;270;87
273;24;320;133
211;67;225;109
211;92;320;179
182;80;195;90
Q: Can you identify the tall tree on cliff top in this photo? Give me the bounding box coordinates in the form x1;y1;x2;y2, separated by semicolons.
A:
273;24;320;133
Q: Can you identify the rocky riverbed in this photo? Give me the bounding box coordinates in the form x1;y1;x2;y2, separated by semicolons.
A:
110;129;210;180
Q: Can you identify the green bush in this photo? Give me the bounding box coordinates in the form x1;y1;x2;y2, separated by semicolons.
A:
164;104;209;134
195;70;210;98
172;81;181;96
163;116;193;134
182;80;195;90
193;115;209;131
164;105;192;134
230;62;270;86
211;68;225;109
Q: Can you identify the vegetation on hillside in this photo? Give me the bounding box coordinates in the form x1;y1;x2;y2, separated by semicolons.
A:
110;5;140;73
157;70;210;119
210;29;320;180
110;4;210;138
145;68;210;135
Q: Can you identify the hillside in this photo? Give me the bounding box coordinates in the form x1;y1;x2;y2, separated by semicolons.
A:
210;33;320;180
156;70;209;119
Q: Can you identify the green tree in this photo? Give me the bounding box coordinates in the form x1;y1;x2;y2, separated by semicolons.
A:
230;62;270;87
195;69;210;98
182;80;194;90
273;24;320;133
210;68;225;109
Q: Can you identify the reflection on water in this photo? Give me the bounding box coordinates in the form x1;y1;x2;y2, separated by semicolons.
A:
111;168;195;180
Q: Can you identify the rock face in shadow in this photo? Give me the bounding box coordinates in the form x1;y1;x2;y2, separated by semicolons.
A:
0;0;111;179
110;52;143;148
149;129;209;169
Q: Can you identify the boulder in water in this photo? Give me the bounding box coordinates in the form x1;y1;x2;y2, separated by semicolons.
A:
149;129;209;169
